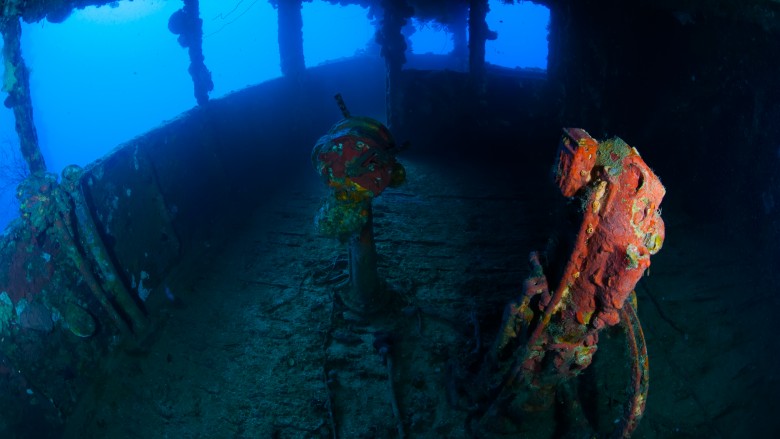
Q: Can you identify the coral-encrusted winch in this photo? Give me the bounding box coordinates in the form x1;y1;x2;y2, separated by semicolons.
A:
484;128;665;437
312;94;405;314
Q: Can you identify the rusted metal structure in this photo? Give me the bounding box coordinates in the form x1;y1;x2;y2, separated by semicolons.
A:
0;0;777;437
167;0;213;105
276;0;306;79
311;95;405;314
0;14;45;175
481;128;665;437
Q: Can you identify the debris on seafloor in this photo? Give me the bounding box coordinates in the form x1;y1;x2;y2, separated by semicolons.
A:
373;332;405;439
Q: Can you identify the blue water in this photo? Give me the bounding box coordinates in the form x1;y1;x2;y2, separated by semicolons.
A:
0;0;549;230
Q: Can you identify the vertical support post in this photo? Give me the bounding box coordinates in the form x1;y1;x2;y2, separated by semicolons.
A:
169;0;213;105
448;3;469;70
184;0;212;105
344;204;385;314
0;17;46;175
468;0;489;94
377;0;413;131
277;0;305;79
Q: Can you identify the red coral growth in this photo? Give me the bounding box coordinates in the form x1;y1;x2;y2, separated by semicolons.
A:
490;129;665;435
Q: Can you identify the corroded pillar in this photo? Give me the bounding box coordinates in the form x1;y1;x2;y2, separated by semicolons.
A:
169;0;213;105
377;0;413;131
0;17;46;175
277;0;305;79
448;2;469;70
468;0;490;93
346;204;382;313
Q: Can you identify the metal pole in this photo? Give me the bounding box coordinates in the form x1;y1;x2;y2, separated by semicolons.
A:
277;0;305;79
468;0;489;93
449;2;469;70
0;16;46;175
169;0;213;105
378;0;412;131
344;204;385;314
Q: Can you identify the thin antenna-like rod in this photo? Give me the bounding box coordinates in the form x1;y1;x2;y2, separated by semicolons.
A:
334;93;351;118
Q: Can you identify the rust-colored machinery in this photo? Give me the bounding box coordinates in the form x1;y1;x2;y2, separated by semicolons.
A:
312;95;405;314
482;128;665;437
